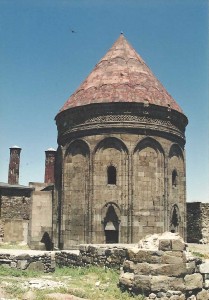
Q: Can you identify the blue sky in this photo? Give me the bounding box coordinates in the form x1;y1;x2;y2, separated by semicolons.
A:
0;0;208;202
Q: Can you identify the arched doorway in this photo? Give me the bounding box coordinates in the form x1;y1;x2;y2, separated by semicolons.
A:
103;204;120;243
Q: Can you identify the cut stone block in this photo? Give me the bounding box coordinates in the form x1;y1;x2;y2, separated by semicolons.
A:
184;273;203;290
150;275;185;292
159;239;172;251
171;239;186;251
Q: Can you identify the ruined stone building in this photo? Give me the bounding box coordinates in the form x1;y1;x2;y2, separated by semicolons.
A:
3;34;207;250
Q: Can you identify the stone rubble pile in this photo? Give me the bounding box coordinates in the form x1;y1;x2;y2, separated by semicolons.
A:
22;279;66;290
119;232;209;300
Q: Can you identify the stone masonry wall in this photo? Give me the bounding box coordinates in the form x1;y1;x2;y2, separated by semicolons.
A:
0;192;31;243
0;251;55;273
28;189;53;250
200;203;209;244
1;195;31;220
187;202;209;244
56;244;135;269
187;202;202;243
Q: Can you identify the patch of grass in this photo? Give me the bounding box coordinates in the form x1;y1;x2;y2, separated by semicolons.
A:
0;265;144;300
53;266;144;300
0;242;30;250
0;265;41;277
192;251;205;258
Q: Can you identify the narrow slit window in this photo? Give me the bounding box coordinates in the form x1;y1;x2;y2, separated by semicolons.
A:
172;170;178;187
107;166;116;185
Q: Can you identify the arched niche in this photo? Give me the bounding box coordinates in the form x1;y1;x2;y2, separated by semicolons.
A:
64;139;90;190
62;139;90;246
93;137;128;189
133;137;165;213
168;143;185;190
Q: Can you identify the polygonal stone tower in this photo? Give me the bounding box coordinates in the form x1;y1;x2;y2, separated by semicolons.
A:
53;34;188;249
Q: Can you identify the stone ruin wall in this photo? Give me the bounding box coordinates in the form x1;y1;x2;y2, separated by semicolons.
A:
187;202;209;244
0;251;55;273
0;194;31;243
200;203;209;244
1;195;31;220
1;235;209;299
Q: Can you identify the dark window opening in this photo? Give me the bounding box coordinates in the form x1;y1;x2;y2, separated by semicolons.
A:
170;205;179;233
172;170;178;187
107;166;116;185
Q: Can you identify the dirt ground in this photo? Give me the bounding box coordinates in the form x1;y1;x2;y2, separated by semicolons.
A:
187;243;209;256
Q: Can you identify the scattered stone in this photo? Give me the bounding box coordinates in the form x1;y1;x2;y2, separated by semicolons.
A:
95;281;100;287
27;261;45;272
119;272;134;287
199;261;209;274
22;279;66;290
196;289;209;300
17;259;29;270
148;292;156;299
187;295;196;300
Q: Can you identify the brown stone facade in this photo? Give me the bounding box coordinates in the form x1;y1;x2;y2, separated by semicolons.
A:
53;102;187;249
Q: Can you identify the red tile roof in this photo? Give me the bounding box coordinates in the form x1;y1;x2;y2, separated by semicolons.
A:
59;34;183;113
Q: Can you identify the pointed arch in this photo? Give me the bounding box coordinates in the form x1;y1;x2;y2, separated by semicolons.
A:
65;139;90;160
169;144;184;160
101;202;121;221
94;137;128;155
133;137;165;156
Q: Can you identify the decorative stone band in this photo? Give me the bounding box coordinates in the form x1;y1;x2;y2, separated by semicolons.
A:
56;103;188;145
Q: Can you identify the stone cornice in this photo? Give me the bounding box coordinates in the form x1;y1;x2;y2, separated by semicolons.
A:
56;103;188;146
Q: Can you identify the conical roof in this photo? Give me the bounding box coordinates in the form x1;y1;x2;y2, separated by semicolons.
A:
60;34;183;113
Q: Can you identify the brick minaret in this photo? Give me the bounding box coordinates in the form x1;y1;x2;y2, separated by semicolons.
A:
44;148;56;184
8;146;22;185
